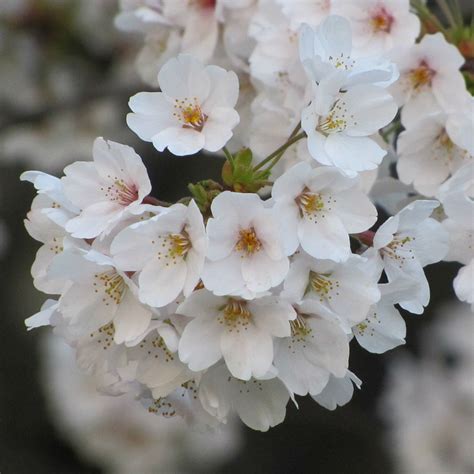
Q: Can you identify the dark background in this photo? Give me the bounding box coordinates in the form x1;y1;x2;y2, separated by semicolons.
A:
0;1;469;472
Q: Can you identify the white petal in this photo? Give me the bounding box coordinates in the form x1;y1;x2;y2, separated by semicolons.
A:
298;213;351;262
138;258;187;307
242;251;289;293
152;127;205;156
344;85;397;136
158;54;210;102
333;189;377;233
454;261;474;305
178;318;223;371
220;326;273;380
176;288;224;320
201;253;245;296
202;109;239;152
203;66;239;110
113;290;152;344
354;304;406;354
250;297;294;337
66;201;123;238
325;134;386;173
205;215;239;260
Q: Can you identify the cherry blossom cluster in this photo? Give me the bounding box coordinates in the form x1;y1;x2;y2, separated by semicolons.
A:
22;2;473;432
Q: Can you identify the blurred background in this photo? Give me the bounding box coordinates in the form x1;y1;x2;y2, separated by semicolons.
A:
0;1;472;473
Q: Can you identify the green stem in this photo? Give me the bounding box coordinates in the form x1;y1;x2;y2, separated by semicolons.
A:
381;120;402;143
452;0;464;28
222;146;234;167
288;122;302;140
435;0;458;28
411;0;448;36
253;132;306;171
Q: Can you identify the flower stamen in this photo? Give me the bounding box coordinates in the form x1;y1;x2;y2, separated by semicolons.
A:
296;188;325;217
236;227;262;256
370;7;394;33
157;231;192;264
409;61;435;89
218;298;252;331
173;98;208;131
308;271;339;301
94;272;126;305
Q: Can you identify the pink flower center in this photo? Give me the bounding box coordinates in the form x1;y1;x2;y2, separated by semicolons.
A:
195;0;216;10
370;7;394;33
409;60;436;89
103;178;139;206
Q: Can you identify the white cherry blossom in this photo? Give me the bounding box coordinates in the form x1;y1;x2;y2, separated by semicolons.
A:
111;200;206;308
116;0;218;63
249;0;306;100
352;279;416;354
50;247;153;345
25;299;60;331
21;172;81;294
369;200;449;314
282;252;381;329
438;164;474;307
332;0;420;56
302;78;398;175
272;162;377;261
202;191;289;297
124;320;192;398
177;289;296;380
127;54;240;156
143;378;222;428
445;96;474;156
20;171;79;226
397;104;473;197
273;304;349;396
299;15;399;89
276;0;331;30
62;138;152;239
312;371;361;410
452;261;474;307
199;364;290;431
390;33;466;126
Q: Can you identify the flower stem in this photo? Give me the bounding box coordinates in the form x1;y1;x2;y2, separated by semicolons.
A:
435;0;459;28
222;146;234;167
381;119;402;143
253;130;306;172
411;0;449;36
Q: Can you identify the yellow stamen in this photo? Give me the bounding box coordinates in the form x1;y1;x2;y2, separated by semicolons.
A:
173;98;207;131
409;62;435;89
94;272;126;305
296;188;325;216
218;298;252;331
307;271;339;302
235;227;262;256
